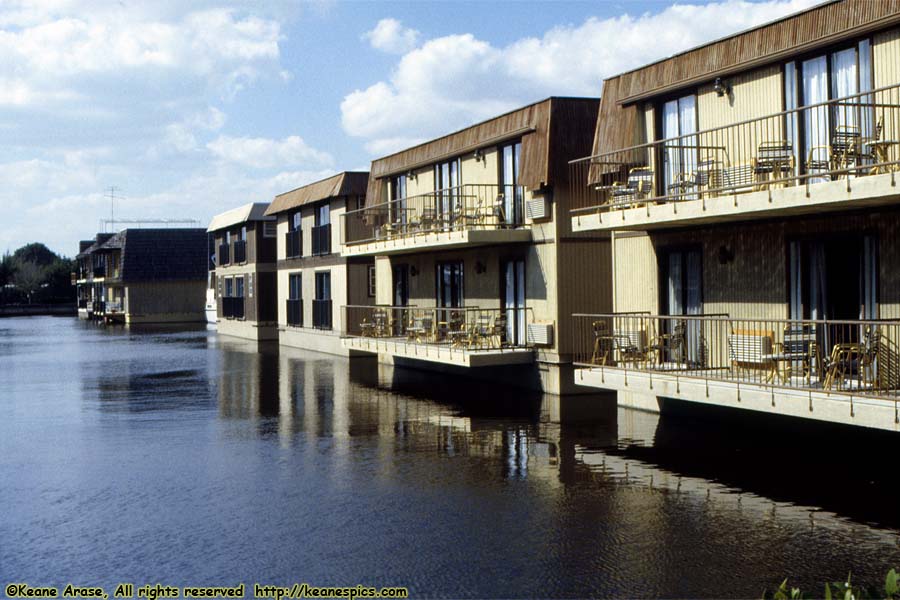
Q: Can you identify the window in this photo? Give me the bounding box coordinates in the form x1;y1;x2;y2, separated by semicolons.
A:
235;275;245;298
367;265;376;298
434;158;460;224
286;212;302;258
785;39;874;173
287;273;302;327
313;271;332;330
435;261;464;308
313;203;332;255
659;247;702;365
501;258;526;346
289;272;302;301
315;204;330;227
390;174;407;226
224;277;233;298
392;264;409;307
657;94;698;197
498;141;523;225
263;221;277;237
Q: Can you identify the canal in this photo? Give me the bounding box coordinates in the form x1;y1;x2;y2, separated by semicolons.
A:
2;317;899;598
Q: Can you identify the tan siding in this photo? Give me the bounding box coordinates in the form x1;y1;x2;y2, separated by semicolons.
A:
874;27;900;149
593;0;900;160
613;233;659;314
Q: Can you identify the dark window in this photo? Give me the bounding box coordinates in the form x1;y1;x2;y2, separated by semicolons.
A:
287;272;302;326
435;261;464;308
313;271;332;330
312;204;331;256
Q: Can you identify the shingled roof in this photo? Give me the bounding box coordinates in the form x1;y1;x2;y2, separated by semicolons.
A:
77;233;115;258
92;229;207;282
266;171;369;216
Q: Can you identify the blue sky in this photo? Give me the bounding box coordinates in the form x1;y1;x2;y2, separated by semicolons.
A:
0;0;818;256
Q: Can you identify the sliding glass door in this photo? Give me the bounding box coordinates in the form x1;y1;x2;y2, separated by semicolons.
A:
502;259;526;346
660;94;698;199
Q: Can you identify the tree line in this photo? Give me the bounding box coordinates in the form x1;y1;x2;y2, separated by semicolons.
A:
0;243;75;305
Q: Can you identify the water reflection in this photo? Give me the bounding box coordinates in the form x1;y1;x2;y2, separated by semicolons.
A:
4;318;900;597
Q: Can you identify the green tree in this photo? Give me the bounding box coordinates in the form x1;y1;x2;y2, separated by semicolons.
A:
12;260;44;303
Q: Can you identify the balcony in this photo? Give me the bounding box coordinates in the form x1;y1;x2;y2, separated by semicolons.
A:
311;224;331;256
570;83;900;233
312;299;332;330
341;184;531;257
285;230;302;259
286;299;303;327
219;244;230;266
341;305;535;367
92;266;106;278
222;296;245;319
572;313;900;432
233;240;247;264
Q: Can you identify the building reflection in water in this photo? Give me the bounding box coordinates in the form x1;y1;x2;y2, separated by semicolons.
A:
212;344;900;537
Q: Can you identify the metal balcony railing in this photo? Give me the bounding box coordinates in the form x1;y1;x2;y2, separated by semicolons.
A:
342;184;526;246
570;82;900;216
342;305;534;351
286;299;303;327
572;313;900;402
233;240;247;264
285;230;302;259
312;299;332;330
311;224;331;256
222;297;245;319
219;244;230;266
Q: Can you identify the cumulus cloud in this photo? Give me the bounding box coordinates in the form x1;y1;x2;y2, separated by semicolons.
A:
363;18;419;54
206;135;334;170
343;0;820;155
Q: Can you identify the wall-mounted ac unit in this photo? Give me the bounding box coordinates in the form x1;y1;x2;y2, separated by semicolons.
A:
525;197;550;221
527;322;554;346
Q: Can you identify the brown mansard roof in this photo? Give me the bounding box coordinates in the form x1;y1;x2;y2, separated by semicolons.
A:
266;171;369;216
365;97;600;205
593;0;900;159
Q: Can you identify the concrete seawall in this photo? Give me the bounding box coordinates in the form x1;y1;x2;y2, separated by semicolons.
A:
0;304;76;317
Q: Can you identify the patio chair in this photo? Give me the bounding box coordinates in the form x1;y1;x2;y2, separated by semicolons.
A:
823;326;881;390
407;313;434;343
752;141;795;187
727;328;775;382
418;207;437;233
467;313;495;349
612;329;652;365
769;324;818;383
590;319;613;365
610;167;653;207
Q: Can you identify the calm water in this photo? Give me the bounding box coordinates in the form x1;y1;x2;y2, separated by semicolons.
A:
2;317;900;598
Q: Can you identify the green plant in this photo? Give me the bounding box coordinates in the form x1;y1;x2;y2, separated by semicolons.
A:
764;569;899;600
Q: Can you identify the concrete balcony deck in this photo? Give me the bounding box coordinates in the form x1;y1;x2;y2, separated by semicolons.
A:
342;335;535;368
342;227;532;257
574;365;899;432
572;171;900;233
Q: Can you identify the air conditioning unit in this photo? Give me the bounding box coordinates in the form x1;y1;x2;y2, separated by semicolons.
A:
527;322;554;346
525;197;550;221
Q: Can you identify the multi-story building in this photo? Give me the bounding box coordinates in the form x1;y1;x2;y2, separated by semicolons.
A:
339;97;609;394
569;0;900;431
72;229;208;324
208;203;278;341
266;172;374;355
74;233;114;319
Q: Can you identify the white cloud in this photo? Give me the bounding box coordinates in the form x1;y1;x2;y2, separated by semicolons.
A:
342;0;820;154
363;18;419;54
0;6;283;109
206;135;334;169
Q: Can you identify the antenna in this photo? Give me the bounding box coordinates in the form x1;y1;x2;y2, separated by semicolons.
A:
106;186;120;230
